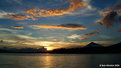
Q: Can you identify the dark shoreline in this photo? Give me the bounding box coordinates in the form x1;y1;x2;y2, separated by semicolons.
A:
0;52;121;54
1;42;121;54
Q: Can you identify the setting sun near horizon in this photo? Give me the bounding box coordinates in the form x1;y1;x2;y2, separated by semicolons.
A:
45;47;54;51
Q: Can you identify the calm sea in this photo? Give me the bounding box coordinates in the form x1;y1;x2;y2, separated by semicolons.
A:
0;53;121;68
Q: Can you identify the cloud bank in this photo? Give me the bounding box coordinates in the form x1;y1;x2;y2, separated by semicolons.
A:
30;24;87;30
6;0;88;20
24;0;85;17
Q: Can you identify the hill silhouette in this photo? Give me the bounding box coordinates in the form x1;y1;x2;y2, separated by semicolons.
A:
105;42;121;53
51;42;121;54
108;42;121;48
83;42;103;48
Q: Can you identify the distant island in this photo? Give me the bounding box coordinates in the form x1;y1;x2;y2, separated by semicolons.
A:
0;42;121;53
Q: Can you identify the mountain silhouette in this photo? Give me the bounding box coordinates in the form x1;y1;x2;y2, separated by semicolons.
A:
83;42;103;48
108;42;121;48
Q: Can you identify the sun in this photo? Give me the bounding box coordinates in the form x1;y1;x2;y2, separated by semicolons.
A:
46;47;53;51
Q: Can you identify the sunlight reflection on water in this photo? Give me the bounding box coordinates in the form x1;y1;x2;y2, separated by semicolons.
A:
0;53;121;68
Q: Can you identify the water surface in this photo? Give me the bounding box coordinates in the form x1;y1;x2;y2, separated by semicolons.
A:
0;53;121;68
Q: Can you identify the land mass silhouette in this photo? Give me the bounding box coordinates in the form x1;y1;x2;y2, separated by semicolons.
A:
50;42;121;54
0;42;121;53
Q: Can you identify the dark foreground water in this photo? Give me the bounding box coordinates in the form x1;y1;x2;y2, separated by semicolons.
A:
0;53;121;68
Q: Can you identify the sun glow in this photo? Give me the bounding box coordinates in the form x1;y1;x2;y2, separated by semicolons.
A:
41;42;54;46
46;47;53;51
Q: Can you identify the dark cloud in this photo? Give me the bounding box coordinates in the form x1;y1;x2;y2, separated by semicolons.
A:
98;0;121;28
119;16;121;22
98;11;121;28
97;21;103;26
102;11;118;28
12;26;24;29
115;25;121;32
111;0;121;11
99;0;121;15
84;30;101;36
58;24;86;28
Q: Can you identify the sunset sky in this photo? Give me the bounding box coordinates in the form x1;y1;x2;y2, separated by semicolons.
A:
0;0;121;50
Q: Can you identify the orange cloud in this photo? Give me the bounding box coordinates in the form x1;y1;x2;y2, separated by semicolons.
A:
79;37;87;40
24;0;85;17
84;30;101;36
68;0;84;11
12;26;24;29
30;24;87;30
7;14;28;20
25;8;37;16
24;8;70;17
25;15;36;20
37;9;70;17
6;0;86;20
99;10;112;15
7;14;36;20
